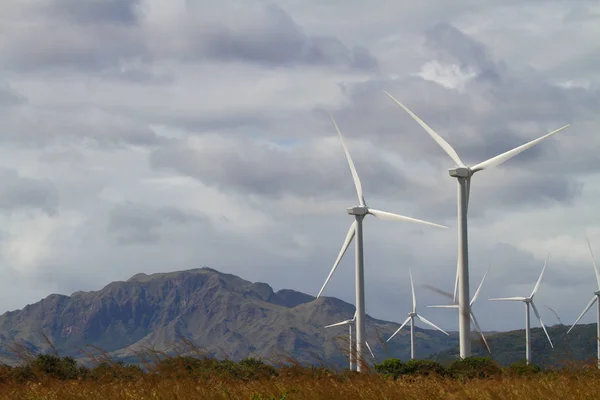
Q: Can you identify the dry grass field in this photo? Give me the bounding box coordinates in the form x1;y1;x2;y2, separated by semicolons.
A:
0;351;599;400
1;369;600;400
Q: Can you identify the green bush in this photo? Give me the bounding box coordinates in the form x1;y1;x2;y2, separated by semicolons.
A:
374;358;405;379
503;360;542;376
402;359;446;376
447;357;501;380
152;356;277;381
90;361;144;381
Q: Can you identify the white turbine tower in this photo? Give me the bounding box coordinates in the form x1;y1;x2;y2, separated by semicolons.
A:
567;238;600;368
324;311;376;371
387;269;449;359
489;253;553;365
317;114;448;372
385;91;570;358
428;266;492;354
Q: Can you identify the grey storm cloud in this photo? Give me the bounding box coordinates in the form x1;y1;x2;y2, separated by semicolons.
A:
0;0;377;73
0;105;162;149
424;22;503;82
108;202;205;245
0;167;59;216
149;1;379;71
148;134;427;201
45;0;141;25
0;84;24;107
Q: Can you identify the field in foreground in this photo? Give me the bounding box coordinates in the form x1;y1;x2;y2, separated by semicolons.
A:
1;353;600;400
2;372;600;400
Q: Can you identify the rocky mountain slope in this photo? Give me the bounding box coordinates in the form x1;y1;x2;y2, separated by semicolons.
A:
0;268;456;366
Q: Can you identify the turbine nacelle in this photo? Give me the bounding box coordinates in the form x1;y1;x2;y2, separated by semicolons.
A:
449;167;471;178
347;206;369;216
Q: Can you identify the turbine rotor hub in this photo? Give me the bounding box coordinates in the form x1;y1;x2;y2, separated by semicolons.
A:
448;167;471;178
346;206;369;216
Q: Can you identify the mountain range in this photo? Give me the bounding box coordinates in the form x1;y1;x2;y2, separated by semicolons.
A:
0;267;595;368
0;267;454;366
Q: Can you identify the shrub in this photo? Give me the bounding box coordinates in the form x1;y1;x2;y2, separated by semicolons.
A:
374;358;405;379
402;359;446;377
16;354;89;381
503;360;542;376
90;361;144;381
237;357;278;380
447;357;501;380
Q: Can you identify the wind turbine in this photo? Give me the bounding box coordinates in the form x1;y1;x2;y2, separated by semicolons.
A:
489;253;553;365
317;114;448;371
385;91;570;358
567;238;600;368
325;311;375;370
387;269;449;359
428;266;492;354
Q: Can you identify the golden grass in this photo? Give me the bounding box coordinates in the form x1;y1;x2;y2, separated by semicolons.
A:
0;371;599;400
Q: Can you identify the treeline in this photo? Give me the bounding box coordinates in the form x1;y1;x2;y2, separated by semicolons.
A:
0;352;597;385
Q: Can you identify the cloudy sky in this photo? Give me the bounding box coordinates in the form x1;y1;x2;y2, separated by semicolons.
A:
0;0;599;333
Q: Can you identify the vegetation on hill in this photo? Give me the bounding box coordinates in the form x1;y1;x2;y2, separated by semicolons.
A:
430;323;600;367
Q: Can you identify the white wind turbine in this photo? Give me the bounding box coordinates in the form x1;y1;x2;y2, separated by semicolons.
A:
489;253;553;365
386;269;449;359
385;91;570;357
324;311;375;371
317;114;448;372
428;266;492;354
567;238;600;368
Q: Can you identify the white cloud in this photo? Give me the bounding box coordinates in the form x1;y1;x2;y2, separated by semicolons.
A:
413;60;476;92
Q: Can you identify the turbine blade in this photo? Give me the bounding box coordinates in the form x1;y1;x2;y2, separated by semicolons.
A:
567;296;598;334
470;312;491;354
416;314;449;336
470;124;570;173
471;264;491;306
489;297;527;301
422;284;454;300
325;319;352;328
585;236;600;290
368;209;448;229
545;305;563;325
409;269;417;313
384;91;466;167
366;341;376;359
329;113;365;206
387;316;412;342
317;221;356;298
531;301;554;348
531;252;551;298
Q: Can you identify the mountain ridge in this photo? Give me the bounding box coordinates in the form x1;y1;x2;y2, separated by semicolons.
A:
0;267;455;366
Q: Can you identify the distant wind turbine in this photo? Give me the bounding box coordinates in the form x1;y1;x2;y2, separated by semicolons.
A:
325;311;375;370
545;305;563;326
387;269;449;359
428;266;492;354
385;91;570;358
317;114;447;371
489;253;553;365
567;237;600;369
